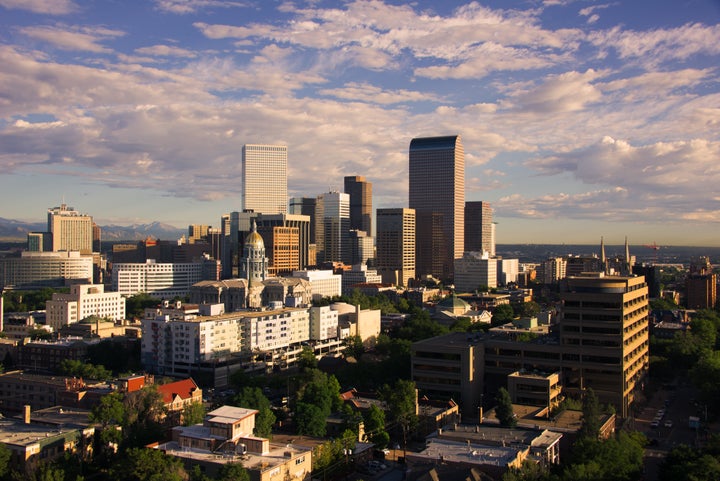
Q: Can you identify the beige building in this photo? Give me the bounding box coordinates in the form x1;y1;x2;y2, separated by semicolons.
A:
376;208;415;287
47;203;94;254
46;283;126;330
155;405;312;481
0;251;93;290
242;144;288;215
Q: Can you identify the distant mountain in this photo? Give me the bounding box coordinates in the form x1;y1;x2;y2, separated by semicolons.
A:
0;218;185;242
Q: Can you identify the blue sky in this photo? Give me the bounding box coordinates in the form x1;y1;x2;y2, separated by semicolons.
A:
1;0;719;246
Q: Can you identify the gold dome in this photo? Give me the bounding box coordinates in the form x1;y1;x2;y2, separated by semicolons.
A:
245;221;264;248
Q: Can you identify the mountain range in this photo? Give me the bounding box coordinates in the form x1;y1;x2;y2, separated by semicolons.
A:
0;217;186;242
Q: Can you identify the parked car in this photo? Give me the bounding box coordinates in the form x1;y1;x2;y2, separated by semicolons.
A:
664;420;673;428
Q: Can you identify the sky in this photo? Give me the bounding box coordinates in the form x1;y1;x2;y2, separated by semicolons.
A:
1;0;719;246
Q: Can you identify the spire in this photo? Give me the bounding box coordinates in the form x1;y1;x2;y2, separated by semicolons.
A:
625;236;631;275
600;236;606;263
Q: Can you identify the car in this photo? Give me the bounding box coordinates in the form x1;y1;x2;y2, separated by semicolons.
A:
664;420;673;428
650;421;659;428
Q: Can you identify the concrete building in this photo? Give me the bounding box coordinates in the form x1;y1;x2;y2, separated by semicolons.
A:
292;269;341;302
497;258;519;286
464;201;494;256
507;370;562;412
348;229;374;266
454;251;497;293
242;144;288;214
342;264;382;296
538;257;567;285
330;302;381;347
344;175;372;235
316;191;350;264
376;208;415;287
0;251;93;290
409;135;464;281
155;405;312;481
412;273;650;419
309;306;340;341
289;197;317;244
45;283;126;330
686;272;717;309
112;259;213;298
47;203;94;254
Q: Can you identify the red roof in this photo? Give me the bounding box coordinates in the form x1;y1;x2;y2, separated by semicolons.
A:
157;378;199;404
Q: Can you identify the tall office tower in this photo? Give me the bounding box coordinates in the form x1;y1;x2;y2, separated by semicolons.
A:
257;213;312;271
348;230;374;266
92;223;102;253
686;272;717;309
27;232;51;252
220;214;232;278
465;201;494;256
242;144;288;214
47;204;94;254
188;224;210;243
315;192;350;264
409;135;465;281
344;175;372;235
376;208;415;287
560;273;649;418
289;197;317;244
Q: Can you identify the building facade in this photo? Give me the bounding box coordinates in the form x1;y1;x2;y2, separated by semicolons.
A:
242;144;288;215
112;260;210;298
292;270;341;301
315;191;350;264
376;208;415;287
0;251;93;290
454;251;498;293
409;135;464;281
45;283;126;330
47;204;94;254
465;201;494;256
344;175;372;235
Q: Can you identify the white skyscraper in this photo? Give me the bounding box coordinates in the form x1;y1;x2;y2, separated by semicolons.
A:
315;192;350;264
242;144;288;214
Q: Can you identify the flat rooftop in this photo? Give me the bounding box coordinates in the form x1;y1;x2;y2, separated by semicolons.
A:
408;438;521;467
155;441;310;470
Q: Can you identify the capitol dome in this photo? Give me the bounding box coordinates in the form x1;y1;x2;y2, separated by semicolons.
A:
245;220;264;248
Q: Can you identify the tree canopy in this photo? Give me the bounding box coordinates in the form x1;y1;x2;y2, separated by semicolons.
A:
495;387;516;427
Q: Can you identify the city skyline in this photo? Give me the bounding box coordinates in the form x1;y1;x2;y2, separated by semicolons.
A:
1;1;719;246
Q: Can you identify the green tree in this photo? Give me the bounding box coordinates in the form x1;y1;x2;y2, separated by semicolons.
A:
382;379;418;452
124;293;159;320
343;335;365;359
578;388;601;440
232;387;275;437
298;346;318;371
110;447;188;481
363;404;389;448
517;301;541;318
295;402;328;437
217;463;250;481
122;385;167;448
182;402;206;426
0;443;10;479
495;387;516;427
492;304;515;325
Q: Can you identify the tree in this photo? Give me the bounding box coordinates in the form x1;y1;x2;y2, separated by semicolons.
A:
298;346;318;371
295;402;328;437
495;387;516;427
0;443;9;479
343;335;364;360
492;304;515;325
579;388;601;440
182;402;206;426
517;301;541;318
110;447;188;481
382;379;418;452
363;404;389;448
217;463;250;481
123;385;167;448
232;387;275;437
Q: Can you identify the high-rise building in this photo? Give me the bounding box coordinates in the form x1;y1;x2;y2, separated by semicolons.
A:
454;251;497;292
465;201;494;256
242;144;288;214
257;213;312;271
686;272;717;309
348;230;374;266
289;197;317;244
315;192;350;264
409;135;465;280
188;224;211;243
344;175;372;235
47;204;94;254
376;208;415;287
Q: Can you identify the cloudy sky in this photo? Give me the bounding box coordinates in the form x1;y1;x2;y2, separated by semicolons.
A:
1;0;719;246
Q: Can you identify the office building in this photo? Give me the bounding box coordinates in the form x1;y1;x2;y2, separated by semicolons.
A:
26;232;51;252
376;208;415;287
256;213;311;271
454;251;497;293
348;229;374;266
289;197;317;244
686;273;717;309
465;201;494;256
344;175;372;235
292;270;341;302
112;259;214;298
0;251;93;290
409;135;464;281
497;258;519;286
315;191;350;264
538;257;567;285
188;224;211;243
45;284;126;330
47;204;94;254
242;144;288;215
341;264;382;296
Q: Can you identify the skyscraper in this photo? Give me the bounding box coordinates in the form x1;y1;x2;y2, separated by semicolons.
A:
289;197;317;244
242;144;288;214
315;192;350;264
47;204;94;254
344;175;372;235
409;135;465;280
465;201;494;256
376;208;415;287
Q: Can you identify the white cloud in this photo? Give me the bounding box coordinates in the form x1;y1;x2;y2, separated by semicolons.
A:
318;82;441;105
504;69;604;113
18;24;124;53
135;44;198;58
154;0;247;14
0;0;77;15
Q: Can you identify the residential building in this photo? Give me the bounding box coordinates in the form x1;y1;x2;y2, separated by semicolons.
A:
155;405;312;481
409;135;464;281
46;283;126;330
0;251;93;290
309;306;339;341
376;208;415;287
315;191;350;264
454;251;497;293
344;175;372;235
112;259;214;298
157;378;203;419
47;203;94;254
465;201;494;256
242;144;288;214
538;257;567;285
293;270;341;302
